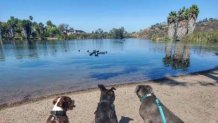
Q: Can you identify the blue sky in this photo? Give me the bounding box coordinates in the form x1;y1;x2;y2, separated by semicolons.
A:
0;0;218;32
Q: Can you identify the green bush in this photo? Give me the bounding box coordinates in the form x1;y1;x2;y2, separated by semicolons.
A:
183;31;218;43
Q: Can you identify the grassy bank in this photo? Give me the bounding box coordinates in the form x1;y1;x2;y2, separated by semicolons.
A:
183;31;218;43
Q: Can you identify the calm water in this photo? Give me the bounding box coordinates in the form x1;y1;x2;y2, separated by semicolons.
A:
0;39;218;105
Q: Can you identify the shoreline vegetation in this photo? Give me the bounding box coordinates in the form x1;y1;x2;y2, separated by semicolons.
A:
0;67;218;123
0;16;132;42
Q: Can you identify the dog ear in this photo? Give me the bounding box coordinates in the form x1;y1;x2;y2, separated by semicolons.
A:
57;97;65;107
135;85;141;93
52;96;60;105
110;87;116;91
98;84;107;91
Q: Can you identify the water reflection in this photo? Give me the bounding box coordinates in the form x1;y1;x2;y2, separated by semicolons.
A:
163;42;191;70
0;43;4;61
0;40;217;63
0;39;128;61
111;39;126;50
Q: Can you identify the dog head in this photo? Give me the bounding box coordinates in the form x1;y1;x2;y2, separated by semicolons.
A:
52;96;76;111
98;84;116;103
135;85;153;99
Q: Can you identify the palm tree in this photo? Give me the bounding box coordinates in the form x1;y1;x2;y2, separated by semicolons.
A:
21;20;32;40
176;7;189;40
189;5;199;18
37;22;45;39
188;5;199;34
167;11;177;24
7;16;18;39
46;20;55;27
177;7;189;21
29;16;33;21
167;11;177;40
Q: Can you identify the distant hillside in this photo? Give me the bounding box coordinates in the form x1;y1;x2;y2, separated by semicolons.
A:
133;22;168;41
195;18;218;32
134;18;218;41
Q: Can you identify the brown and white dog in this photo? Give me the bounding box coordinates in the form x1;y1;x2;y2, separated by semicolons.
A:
46;96;75;123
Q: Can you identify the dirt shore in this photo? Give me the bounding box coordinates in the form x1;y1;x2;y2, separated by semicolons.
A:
0;69;218;123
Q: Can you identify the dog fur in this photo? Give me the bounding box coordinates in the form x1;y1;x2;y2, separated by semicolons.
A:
46;96;75;123
135;85;184;123
95;84;118;123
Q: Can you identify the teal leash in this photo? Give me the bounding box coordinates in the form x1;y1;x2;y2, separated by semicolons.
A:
155;98;167;123
140;94;167;123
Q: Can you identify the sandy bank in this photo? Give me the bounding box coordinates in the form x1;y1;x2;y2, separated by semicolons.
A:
0;69;218;123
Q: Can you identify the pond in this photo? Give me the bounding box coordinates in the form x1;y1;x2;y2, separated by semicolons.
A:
0;39;218;105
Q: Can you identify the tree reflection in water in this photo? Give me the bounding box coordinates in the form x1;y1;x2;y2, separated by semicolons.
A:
163;41;190;70
0;42;4;61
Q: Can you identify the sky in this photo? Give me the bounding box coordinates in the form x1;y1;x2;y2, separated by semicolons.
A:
0;0;218;32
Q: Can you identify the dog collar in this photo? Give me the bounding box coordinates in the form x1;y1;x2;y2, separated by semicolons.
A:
140;94;167;123
140;93;152;102
100;100;110;103
50;111;66;117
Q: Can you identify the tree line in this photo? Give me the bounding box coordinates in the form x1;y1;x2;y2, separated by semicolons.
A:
0;16;130;42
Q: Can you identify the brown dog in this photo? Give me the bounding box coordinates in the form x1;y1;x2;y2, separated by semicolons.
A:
46;96;75;123
135;85;184;123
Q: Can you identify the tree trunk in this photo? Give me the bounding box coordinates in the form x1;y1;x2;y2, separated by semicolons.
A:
173;42;184;60
0;44;4;60
22;28;27;38
182;44;190;68
165;41;172;58
188;15;196;34
176;20;188;40
183;45;190;61
168;22;176;40
9;27;15;40
163;41;173;66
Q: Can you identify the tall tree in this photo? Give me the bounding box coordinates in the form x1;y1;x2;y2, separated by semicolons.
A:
58;24;69;40
36;22;45;40
22;20;32;40
109;27;125;39
29;16;33;21
176;7;189;40
46;20;55;27
188;5;199;34
58;24;69;34
167;11;177;40
7;16;18;39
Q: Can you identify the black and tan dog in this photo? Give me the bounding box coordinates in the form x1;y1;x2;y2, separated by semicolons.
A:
95;84;118;123
135;85;184;123
46;96;76;123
